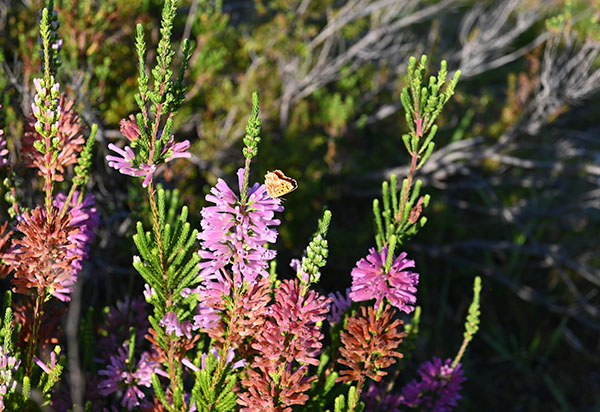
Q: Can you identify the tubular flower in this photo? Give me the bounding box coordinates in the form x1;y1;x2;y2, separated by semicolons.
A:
238;364;313;412
22;95;85;182
0;346;20;409
53;192;99;273
0;127;9;167
337;304;405;384
98;345;161;411
349;246;419;313
106;115;190;187
106;144;156;187
198;168;283;285
4;206;79;301
189;270;272;357
160;311;193;339
239;279;329;411
401;357;465;412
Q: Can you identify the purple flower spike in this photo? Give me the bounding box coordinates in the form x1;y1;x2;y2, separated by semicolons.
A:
198;168;283;285
98;346;160;411
401;357;465;412
349;246;419;313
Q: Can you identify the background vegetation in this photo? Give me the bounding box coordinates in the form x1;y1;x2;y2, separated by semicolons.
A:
1;0;599;409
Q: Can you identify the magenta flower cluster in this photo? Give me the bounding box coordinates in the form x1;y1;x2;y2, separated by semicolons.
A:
98;345;163;410
401;357;466;412
197;168;283;285
106;116;190;187
349;246;419;313
53;191;99;274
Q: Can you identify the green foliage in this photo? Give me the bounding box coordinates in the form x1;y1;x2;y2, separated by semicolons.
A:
453;276;482;368
327;385;365;412
129;0;193;170
72;124;97;187
373;174;431;250
242;91;262;161
401;56;460;143
240;92;262;204
132;187;200;338
191;350;238;412
298;209;331;286
38;346;65;405
397;306;421;366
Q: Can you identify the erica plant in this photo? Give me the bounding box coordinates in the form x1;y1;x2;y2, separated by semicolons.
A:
0;1;483;411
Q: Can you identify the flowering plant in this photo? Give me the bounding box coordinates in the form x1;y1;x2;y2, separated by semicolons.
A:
0;1;482;411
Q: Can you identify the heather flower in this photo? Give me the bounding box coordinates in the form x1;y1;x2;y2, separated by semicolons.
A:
4;206;79;301
162;136;191;161
0;346;20;408
337;304;405;384
239;279;329;411
401;357;465;412
98;297;150;358
33;349;58;374
98;345;161;411
327;288;352;324
193;271;272;356
252;279;329;367
53;191;99;273
349;246;419;313
160;311;193;339
201;347;246;370
198;168;283;285
106;143;156;187
22;95;85;182
363;382;404;412
239;364;313;412
106;115;190;186
0;127;9;167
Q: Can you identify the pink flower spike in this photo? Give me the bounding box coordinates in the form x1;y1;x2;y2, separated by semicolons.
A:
349;246;419;313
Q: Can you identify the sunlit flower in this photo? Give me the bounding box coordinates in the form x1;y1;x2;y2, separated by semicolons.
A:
349;246;419;313
53;191;99;273
106;143;156;187
239;279;329;411
337;304;405;383
0;346;20;409
198;168;282;285
4;206;79;301
160;311;193;339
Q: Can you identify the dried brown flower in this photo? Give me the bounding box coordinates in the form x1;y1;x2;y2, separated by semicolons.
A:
22;95;85;182
0;222;13;277
4;206;79;301
337;304;405;384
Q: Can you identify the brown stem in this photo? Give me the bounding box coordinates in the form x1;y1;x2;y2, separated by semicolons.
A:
25;292;45;377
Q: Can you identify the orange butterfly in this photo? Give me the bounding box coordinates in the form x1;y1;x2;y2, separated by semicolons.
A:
264;170;298;198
